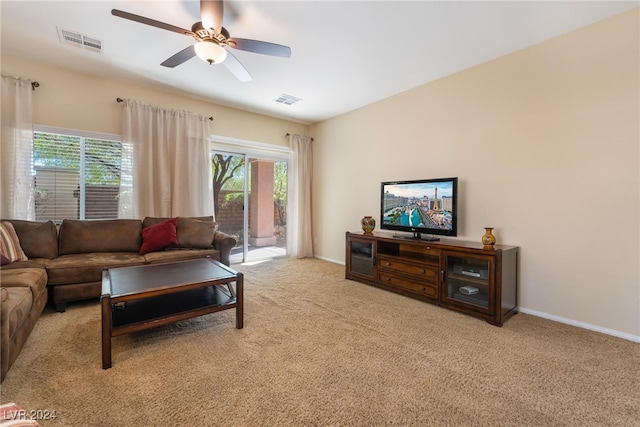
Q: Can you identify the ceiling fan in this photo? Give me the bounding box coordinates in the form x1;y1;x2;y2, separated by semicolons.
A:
111;0;291;82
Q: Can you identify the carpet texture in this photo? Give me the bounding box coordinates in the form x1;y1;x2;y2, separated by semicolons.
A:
1;257;638;426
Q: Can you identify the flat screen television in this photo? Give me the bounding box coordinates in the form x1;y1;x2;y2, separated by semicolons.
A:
380;177;458;241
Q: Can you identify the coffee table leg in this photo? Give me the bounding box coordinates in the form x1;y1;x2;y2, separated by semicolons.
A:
236;273;244;329
101;295;112;369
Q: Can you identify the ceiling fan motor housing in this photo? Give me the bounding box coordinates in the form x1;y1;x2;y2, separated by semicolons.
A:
191;22;227;44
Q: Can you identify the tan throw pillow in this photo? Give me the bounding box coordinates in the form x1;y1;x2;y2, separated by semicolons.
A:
176;217;216;249
0;221;28;263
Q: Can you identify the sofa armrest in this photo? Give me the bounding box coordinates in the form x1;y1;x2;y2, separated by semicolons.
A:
212;231;237;266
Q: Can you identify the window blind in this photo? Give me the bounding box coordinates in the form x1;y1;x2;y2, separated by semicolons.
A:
33;129;123;222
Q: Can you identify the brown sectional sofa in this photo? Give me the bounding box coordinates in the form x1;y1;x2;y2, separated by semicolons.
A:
1;217;236;382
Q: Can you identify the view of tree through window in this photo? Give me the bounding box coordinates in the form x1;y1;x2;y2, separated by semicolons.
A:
33;131;122;221
212;154;244;216
212;154;287;224
274;161;287;227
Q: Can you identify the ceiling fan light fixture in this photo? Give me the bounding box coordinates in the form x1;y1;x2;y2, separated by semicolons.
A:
194;40;227;64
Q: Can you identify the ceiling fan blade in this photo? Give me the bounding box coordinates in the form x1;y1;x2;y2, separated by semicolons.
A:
201;0;224;34
223;50;252;82
228;38;291;58
161;45;196;68
111;9;193;36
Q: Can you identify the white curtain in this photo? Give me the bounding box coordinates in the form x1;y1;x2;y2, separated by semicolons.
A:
1;76;35;220
287;133;313;258
119;99;214;219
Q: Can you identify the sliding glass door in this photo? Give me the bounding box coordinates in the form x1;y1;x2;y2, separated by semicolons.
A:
212;148;288;264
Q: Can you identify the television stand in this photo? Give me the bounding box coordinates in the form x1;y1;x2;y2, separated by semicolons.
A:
345;232;519;326
395;232;440;241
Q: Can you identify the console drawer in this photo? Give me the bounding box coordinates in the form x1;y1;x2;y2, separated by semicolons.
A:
378;272;439;299
378;256;438;283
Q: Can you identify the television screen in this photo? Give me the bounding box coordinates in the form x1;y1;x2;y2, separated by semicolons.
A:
380;177;458;240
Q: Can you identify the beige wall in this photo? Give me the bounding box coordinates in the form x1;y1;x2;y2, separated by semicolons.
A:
310;9;639;339
1;55;309;145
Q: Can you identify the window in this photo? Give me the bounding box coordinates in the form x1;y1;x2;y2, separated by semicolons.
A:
33;127;123;222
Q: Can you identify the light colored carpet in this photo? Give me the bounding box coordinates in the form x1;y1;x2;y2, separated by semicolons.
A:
1;257;638;426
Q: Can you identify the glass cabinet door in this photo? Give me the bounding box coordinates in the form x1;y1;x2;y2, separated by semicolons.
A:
347;238;375;280
442;252;494;313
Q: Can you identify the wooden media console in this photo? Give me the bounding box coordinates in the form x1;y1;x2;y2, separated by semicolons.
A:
346;232;519;326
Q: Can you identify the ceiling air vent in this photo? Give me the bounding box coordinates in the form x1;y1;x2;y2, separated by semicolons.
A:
57;28;103;53
274;94;301;106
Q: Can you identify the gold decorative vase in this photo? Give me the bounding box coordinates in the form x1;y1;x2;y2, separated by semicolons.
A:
482;227;496;249
361;216;375;235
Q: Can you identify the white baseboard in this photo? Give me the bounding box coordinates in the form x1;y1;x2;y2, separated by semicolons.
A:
309;257;640;343
519;307;640;343
313;255;344;265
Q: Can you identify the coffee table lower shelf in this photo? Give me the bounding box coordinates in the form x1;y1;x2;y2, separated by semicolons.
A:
111;285;237;333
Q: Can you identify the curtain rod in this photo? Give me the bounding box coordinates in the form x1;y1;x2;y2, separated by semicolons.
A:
31;81;39;90
285;133;314;141
116;98;213;121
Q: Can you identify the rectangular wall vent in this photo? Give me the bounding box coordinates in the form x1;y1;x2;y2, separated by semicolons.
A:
58;28;103;53
274;94;302;105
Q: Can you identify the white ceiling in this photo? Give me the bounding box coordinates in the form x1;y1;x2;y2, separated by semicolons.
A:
1;1;637;124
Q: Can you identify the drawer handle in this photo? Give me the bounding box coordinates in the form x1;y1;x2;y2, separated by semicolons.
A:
386;278;391;282
421;287;426;291
421;269;426;274
385;262;391;266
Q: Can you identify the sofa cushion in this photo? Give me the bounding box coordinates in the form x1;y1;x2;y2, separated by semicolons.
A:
139;218;179;255
0;268;48;297
143;248;220;264
58;219;142;255
1;254;8;266
46;252;146;285
0;222;28;263
7;219;58;259
0;258;51;270
143;217;216;249
0;268;47;343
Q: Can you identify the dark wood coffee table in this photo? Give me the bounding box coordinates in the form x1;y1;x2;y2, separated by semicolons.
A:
100;257;243;369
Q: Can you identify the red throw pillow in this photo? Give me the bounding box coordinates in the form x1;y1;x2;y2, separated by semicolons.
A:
0;253;10;266
139;218;179;255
